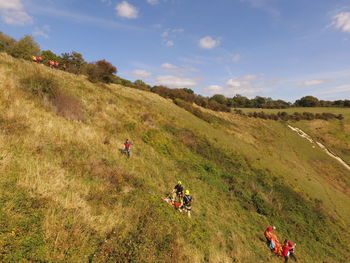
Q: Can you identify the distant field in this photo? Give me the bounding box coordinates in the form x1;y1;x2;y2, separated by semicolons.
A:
237;106;350;172
237;107;350;118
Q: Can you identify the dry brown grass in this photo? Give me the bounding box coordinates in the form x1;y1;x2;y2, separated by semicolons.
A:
51;91;85;121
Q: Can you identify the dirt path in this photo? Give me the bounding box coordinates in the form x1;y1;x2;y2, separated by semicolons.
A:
288;125;350;171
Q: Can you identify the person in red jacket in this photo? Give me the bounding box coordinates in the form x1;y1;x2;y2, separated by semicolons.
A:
282;239;297;262
286;240;297;261
123;139;132;157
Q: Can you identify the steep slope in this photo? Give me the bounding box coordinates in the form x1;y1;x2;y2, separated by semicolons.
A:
0;53;349;263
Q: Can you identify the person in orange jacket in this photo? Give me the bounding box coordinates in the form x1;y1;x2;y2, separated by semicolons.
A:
37;56;43;63
54;62;59;69
264;226;276;250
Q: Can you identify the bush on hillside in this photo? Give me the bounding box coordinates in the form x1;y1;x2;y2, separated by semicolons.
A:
51;91;85;121
85;60;117;83
41;50;62;64
21;70;59;99
8;36;40;61
61;51;86;74
0;32;16;52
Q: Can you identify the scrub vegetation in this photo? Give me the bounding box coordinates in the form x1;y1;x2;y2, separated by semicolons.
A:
0;53;349;262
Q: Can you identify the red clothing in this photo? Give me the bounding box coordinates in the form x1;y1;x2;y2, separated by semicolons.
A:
266;226;274;232
288;241;295;248
124;142;131;149
282;245;293;257
264;226;274;240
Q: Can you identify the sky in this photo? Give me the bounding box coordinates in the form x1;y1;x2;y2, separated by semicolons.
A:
1;0;350;101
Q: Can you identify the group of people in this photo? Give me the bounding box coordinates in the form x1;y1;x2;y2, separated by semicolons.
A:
170;181;193;218
264;226;297;262
48;60;60;69
31;56;60;69
31;56;43;64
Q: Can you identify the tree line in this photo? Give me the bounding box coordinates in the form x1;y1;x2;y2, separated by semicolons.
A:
1;32;349;113
234;109;344;121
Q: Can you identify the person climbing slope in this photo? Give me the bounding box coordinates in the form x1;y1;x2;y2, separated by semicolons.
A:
123;139;132;157
286;240;297;261
172;181;184;203
264;226;282;255
264;226;276;251
282;239;296;263
31;56;37;63
182;190;192;218
37;56;43;64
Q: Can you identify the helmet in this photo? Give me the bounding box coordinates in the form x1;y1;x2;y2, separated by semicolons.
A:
178;181;182;185
185;190;190;195
273;226;276;230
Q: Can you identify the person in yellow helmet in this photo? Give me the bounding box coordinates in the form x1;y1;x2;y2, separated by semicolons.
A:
172;181;184;204
182;190;192;218
31;56;37;63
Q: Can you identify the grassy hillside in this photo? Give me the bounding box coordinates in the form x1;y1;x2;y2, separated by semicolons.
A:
239;107;350;165
0;53;349;262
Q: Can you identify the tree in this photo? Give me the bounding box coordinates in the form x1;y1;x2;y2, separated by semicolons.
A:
61;51;86;74
86;60;117;83
95;60;117;83
134;79;150;90
210;94;227;105
231;94;251;107
0;32;16;52
294;96;319;107
41;50;61;63
8;35;40;60
182;88;194;94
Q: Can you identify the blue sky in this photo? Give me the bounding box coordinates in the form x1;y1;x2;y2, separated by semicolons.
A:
1;0;350;101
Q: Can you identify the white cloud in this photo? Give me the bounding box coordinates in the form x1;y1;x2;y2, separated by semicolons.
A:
199;36;220;49
161;63;178;70
115;1;138;19
100;0;112;5
241;0;280;16
317;84;350;95
231;54;241;62
0;0;32;25
161;31;169;38
161;62;198;73
31;6;142;31
332;12;350;33
165;40;174;46
147;0;159;5
224;74;263;96
155;75;198;88
298;79;327;87
132;69;152;79
204;85;223;95
32;25;50;39
161;28;184;47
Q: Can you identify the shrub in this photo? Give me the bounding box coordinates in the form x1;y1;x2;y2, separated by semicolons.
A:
51;91;84;121
8;36;40;61
21;70;59;99
61;51;86;74
86;60;117;83
0;32;16;52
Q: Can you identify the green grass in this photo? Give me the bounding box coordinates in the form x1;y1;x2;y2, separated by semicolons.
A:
0;52;349;262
